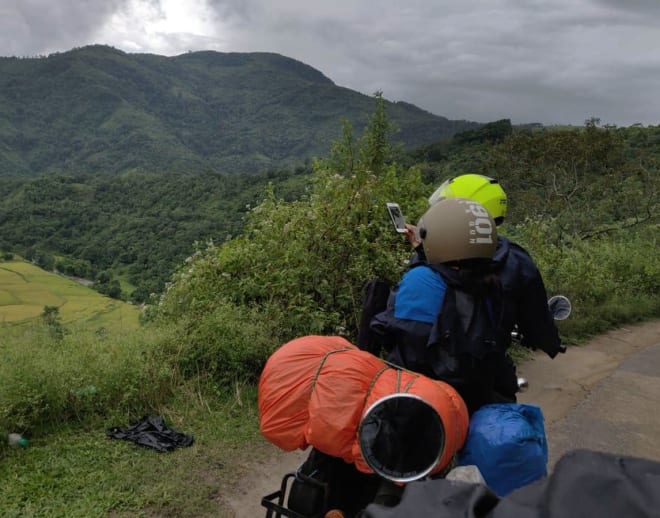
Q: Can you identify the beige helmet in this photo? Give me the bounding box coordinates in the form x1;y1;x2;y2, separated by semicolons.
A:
418;198;497;263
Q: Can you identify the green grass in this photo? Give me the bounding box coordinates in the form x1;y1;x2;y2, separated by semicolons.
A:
0;256;273;517
0;259;139;330
115;271;137;298
1;325;171;429
0;385;264;518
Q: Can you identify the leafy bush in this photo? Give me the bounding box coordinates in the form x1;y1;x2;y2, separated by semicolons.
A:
154;95;428;349
173;302;283;386
505;222;660;340
487;124;658;240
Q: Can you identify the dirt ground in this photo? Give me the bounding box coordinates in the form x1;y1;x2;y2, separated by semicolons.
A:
222;319;660;518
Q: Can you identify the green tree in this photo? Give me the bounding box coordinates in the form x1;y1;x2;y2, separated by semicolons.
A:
93;271;122;300
154;95;428;343
453;119;513;145
486;123;658;242
40;305;65;340
34;251;55;271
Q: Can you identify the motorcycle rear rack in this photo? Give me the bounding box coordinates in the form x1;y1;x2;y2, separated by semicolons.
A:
261;471;329;518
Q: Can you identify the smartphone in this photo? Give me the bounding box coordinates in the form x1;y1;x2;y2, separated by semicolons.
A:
386;202;407;233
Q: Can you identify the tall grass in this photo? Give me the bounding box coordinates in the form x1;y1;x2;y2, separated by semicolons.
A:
0;322;179;433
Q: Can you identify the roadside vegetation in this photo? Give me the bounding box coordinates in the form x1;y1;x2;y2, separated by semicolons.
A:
0;97;658;516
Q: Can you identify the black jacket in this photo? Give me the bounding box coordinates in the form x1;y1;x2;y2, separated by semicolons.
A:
370;237;561;407
389;236;561;356
492;237;561;356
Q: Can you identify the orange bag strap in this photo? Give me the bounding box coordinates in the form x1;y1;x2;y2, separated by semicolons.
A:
309;348;353;395
362;365;390;408
380;360;421;393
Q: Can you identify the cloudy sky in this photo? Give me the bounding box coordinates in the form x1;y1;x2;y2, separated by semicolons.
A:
3;0;660;125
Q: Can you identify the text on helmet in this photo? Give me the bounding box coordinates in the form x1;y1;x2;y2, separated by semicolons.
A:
464;200;494;244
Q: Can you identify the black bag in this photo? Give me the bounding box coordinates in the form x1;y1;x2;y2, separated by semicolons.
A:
287;449;381;518
106;415;194;452
362;449;660;518
358;278;392;355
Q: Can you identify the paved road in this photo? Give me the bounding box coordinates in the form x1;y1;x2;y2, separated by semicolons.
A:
518;320;660;468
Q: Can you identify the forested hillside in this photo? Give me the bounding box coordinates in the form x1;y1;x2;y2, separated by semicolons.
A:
412;118;660;234
0;114;658;304
0;45;478;176
0;168;310;301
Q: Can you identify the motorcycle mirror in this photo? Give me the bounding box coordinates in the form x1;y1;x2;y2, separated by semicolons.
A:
548;295;572;321
358;394;444;483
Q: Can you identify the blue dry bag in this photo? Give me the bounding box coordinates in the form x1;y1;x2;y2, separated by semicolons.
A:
457;403;548;496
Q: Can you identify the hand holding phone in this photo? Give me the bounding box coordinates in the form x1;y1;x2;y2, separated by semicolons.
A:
386;203;407;233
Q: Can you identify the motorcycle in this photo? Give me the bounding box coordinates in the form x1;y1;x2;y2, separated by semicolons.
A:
261;393;446;518
261;296;572;518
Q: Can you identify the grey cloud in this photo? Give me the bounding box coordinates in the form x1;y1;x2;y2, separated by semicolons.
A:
592;0;660;12
1;0;131;56
206;0;258;25
304;1;660;125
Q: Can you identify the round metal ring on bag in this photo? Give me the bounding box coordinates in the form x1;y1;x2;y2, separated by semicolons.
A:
357;393;445;483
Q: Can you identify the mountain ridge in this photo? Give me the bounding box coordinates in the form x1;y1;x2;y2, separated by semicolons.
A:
0;45;479;176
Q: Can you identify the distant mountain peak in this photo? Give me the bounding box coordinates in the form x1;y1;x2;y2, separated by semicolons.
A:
172;50;335;85
0;45;479;177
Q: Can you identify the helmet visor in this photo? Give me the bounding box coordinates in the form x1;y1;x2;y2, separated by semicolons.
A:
428;179;452;206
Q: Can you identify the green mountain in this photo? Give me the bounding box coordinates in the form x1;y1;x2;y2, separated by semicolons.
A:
0;45;478;176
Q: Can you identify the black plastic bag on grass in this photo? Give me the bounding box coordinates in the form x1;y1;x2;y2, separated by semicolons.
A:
107;415;194;452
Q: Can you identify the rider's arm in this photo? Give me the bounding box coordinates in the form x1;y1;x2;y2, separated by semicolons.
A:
513;251;563;358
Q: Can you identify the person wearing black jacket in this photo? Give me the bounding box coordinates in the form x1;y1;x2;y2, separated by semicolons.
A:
369;176;564;412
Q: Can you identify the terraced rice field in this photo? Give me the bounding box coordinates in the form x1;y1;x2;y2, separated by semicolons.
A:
0;260;140;330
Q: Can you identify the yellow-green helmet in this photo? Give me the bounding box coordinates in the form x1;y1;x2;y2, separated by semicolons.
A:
418;198;497;264
428;174;508;225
